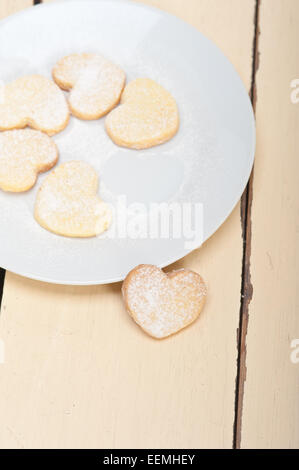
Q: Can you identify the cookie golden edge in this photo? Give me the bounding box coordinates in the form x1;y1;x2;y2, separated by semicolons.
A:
0;113;70;137
122;264;207;339
34;161;112;238
105;114;180;150
0;75;70;136
68;92;125;121
52;54;126;120
34;209;111;238
27;114;70;137
0;131;59;193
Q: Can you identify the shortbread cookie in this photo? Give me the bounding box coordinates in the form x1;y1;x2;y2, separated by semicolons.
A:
122;264;206;339
52;53;126;120
105;78;179;149
0;75;69;135
0;129;58;192
34;161;111;238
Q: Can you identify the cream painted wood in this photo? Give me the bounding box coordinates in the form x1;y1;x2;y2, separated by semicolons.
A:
0;0;255;448
241;0;299;449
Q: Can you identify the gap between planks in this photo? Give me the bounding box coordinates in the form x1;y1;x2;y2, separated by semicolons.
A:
233;0;261;450
0;2;42;308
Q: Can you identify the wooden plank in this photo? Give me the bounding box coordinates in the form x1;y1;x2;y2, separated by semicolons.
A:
0;0;32;19
0;0;255;448
241;0;299;449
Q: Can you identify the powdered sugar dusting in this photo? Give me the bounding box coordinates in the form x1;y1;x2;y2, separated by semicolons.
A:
105;78;179;149
0;129;57;192
123;265;206;338
35;161;111;238
0;75;69;135
53;53;126;119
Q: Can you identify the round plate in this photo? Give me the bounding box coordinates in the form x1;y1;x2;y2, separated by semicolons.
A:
0;0;255;285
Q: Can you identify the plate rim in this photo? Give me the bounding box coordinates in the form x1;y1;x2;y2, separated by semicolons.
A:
0;0;256;285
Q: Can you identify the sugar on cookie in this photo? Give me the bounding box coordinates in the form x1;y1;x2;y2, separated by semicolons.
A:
0;129;58;192
0;75;69;135
34;161;111;238
105;78;179;149
122;264;206;339
52;53;126;120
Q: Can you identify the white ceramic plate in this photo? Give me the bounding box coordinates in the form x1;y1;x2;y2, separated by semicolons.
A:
0;0;255;285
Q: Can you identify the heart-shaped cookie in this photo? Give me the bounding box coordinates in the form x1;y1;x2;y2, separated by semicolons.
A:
122;264;206;339
34;161;111;238
0;129;58;192
0;75;69;135
52;53;126;120
105;78;179;149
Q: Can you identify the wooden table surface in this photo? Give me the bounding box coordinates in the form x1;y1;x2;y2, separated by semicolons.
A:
0;0;298;449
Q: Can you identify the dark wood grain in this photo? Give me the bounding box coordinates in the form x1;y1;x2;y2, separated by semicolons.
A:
233;0;261;450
